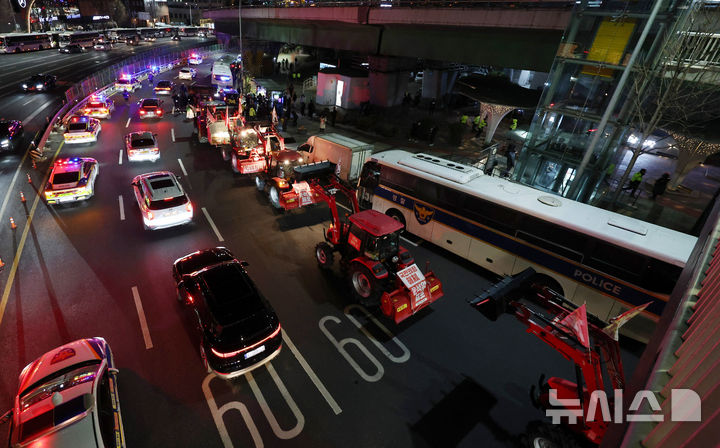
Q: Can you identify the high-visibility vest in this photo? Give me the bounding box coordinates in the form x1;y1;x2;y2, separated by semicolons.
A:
474;116;481;125
479;119;486;128
460;115;468;124
631;171;644;182
510;118;518;130
249;107;256;117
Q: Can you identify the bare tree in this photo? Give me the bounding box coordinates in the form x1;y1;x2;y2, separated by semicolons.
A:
667;132;720;189
611;2;720;202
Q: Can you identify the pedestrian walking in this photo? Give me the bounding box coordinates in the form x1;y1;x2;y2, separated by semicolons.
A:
473;115;481;132
249;106;256;118
428;126;438;146
475;117;487;138
652;173;671;200
623;168;647;197
307;100;315;119
319;116;326;133
504;143;517;177
510;118;518;131
148;72;154;85
460;114;469;126
330;107;337;127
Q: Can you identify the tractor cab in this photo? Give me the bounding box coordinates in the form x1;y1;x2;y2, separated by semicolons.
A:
346;210;404;263
268;150;305;180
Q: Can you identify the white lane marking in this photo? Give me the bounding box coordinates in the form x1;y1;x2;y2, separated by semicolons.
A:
125;117;131;128
118;195;125;221
0;54;107;79
21;99;54;124
131;286;153;349
178;158;188;176
202;374;262;448
247;363;305;439
118;149;123;165
283;332;342;415
21;97;35;106
171;128;175;142
0;147;30;227
202;207;224;242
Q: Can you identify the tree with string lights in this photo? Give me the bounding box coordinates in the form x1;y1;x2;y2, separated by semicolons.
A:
667;132;720;190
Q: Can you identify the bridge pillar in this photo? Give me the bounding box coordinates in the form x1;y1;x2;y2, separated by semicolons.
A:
367;56;415;107
421;69;458;103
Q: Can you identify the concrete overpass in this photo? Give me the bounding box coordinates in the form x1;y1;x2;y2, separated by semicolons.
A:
205;3;573;72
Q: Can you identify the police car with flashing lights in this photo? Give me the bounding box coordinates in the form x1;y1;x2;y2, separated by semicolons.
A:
0;119;23;153
125;131;160;162
188;53;203;65
115;74;142;92
82;96;115;119
63;116;101;144
131;171;193;230
1;338;126;448
44;157;99;204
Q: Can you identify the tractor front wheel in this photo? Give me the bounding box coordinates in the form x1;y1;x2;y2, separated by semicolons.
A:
222;147;231;162
269;186;282;209
521;421;581;448
255;176;265;192
231;153;240;173
349;264;381;307
315;243;334;269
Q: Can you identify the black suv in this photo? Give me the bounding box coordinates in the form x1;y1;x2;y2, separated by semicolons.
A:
0;120;24;152
173;247;282;378
21;74;57;92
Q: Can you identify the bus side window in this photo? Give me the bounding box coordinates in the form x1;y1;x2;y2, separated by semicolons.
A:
438;186;467;215
464;196;518;236
415;179;438;204
586;242;646;282
380;166;416;195
642;259;682;294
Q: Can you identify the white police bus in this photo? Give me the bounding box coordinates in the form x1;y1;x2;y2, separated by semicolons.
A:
357;150;697;341
58;31;101;48
0;33;52;53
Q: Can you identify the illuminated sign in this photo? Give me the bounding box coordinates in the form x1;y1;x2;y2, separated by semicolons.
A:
93;15;110;21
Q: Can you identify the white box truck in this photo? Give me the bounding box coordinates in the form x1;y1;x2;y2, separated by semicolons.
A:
297;133;374;182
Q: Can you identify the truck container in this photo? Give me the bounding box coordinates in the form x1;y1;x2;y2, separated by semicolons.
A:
298;133;373;183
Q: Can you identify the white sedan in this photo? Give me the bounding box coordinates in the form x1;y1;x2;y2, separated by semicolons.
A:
178;67;197;80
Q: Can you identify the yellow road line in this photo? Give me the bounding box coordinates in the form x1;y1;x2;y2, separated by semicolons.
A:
0;142;64;327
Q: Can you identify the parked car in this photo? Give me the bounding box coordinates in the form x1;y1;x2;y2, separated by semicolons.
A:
173;247;283;378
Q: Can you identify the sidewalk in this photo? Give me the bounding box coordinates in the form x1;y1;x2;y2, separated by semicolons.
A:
258;71;717;235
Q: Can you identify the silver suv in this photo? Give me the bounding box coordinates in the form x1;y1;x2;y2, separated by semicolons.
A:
131;171;193;230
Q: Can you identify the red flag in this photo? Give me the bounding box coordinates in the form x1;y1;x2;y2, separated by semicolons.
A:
559;304;590;348
603;302;651;341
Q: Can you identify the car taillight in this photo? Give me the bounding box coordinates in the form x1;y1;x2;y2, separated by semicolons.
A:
157;109;163;116
210;325;281;358
147;211;154;220
186;202;193;213
139;110;146;115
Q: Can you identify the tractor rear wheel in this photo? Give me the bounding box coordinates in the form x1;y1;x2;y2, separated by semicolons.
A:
521;421;581;448
231;153;240;173
255;176;265;191
315;243;334;269
349;264;381;307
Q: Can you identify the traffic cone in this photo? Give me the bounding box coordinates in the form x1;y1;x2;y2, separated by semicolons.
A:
20;192;25;203
32;160;37;170
27;173;32;184
0;257;4;270
10;217;17;230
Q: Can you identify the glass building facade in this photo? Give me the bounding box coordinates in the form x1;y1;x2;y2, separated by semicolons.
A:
513;0;700;203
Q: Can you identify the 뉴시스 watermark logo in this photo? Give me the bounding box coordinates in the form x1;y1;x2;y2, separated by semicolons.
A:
546;388;701;424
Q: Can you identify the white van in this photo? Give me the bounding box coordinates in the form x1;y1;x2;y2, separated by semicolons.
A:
211;63;233;89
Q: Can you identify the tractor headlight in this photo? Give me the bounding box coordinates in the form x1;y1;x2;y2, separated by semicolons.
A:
1;139;9;147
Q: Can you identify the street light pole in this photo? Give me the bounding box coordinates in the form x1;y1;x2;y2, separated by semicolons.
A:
238;0;244;94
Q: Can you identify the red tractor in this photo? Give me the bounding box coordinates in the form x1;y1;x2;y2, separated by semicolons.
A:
311;173;444;324
228;122;285;175
254;151;332;211
470;268;634;447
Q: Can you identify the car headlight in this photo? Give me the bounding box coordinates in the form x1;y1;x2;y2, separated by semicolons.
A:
36;84;44;89
1;139;9;147
21;83;27;89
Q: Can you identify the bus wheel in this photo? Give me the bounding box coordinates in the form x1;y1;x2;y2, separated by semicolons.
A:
386;209;406;228
529;273;564;297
